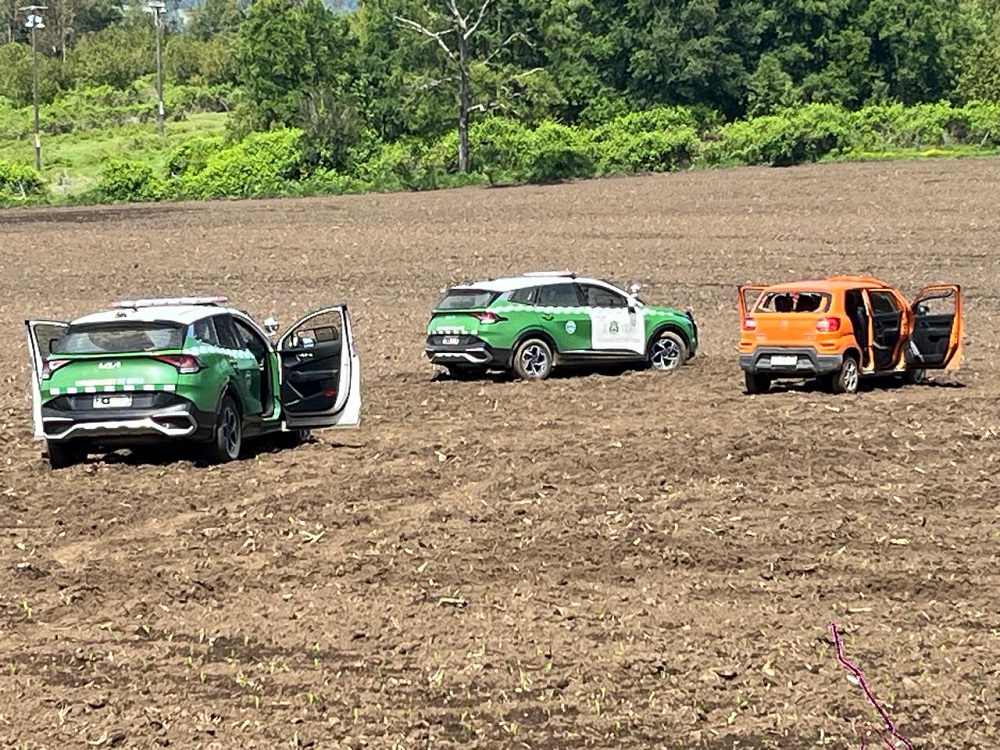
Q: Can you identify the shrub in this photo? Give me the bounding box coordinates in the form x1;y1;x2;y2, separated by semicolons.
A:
523;121;596;183
0;160;48;203
166;135;226;179
181;129;304;199
98;159;168;202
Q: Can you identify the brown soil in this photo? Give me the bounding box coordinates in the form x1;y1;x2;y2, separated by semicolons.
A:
1;160;998;749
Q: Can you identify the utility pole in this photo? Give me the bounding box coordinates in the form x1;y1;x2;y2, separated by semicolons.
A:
144;1;166;136
20;4;46;171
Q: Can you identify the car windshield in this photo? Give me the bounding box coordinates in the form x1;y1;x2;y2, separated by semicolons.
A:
53;322;186;354
435;288;499;310
755;291;831;313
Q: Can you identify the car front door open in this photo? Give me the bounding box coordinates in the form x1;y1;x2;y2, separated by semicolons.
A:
25;319;69;440
738;286;766;321
908;285;963;370
278;305;361;429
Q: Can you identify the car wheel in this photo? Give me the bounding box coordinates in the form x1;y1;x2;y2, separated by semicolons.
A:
207;394;242;463
513;338;554;380
648;329;688;371
831;355;860;394
744;371;771;394
46;440;84;470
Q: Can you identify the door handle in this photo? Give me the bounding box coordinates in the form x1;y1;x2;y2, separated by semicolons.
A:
296;352;313;360
541;314;554;321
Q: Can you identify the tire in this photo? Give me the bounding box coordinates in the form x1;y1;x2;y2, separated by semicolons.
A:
830;355;860;394
512;337;554;381
206;394;242;463
648;329;688;371
744;371;771;395
46;440;84;470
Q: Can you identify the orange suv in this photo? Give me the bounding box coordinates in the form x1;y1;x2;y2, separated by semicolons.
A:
738;276;963;394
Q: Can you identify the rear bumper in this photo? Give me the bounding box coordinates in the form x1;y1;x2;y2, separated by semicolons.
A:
740;347;843;376
425;338;511;369
41;399;216;444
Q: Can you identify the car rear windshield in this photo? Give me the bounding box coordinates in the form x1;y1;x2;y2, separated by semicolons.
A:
53;322;186;354
434;288;499;310
755;291;832;313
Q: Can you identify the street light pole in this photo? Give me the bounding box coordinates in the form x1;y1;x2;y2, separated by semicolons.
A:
20;4;46;171
144;1;166;136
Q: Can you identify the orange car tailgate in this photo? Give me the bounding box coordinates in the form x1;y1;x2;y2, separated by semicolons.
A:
745;313;834;347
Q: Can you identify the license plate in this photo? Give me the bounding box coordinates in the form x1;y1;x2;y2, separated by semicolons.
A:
441;336;460;345
771;355;798;367
93;394;132;409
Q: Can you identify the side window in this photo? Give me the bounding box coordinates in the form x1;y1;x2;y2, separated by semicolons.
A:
213;315;242;350
286;310;343;349
509;287;537;305
581;284;628;308
536;283;582;307
869;291;900;315
191;317;219;346
233;318;269;362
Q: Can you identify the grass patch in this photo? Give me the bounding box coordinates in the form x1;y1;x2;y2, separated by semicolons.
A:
0;113;228;196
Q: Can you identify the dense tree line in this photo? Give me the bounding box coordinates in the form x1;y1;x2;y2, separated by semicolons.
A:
2;0;1000;175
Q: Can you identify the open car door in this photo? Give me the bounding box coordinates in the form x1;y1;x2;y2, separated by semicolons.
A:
24;319;69;440
738;286;766;321
907;285;963;370
277;305;361;429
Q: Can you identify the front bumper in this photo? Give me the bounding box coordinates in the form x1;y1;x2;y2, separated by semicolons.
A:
739;347;843;377
41;395;216;444
424;335;510;369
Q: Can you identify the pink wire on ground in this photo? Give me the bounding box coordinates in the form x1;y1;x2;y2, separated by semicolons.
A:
829;621;914;750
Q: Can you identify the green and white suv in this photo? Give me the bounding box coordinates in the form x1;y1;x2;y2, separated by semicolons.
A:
26;296;361;469
425;272;698;380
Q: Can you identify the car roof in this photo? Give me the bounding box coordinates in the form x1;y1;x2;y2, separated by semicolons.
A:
69;296;237;326
452;272;610;293
763;275;892;293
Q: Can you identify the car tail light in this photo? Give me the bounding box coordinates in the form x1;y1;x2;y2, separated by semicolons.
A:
41;359;70;380
471;311;505;324
742;317;757;331
155;354;204;374
816;316;841;332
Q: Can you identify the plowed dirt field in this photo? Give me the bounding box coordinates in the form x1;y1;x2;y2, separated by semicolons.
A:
1;159;998;749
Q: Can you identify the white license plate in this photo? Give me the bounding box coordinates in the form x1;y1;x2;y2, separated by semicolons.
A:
93;394;133;409
771;355;798;367
441;336;460;345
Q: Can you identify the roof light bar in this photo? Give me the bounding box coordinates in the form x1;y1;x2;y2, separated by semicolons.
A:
112;296;229;309
521;270;577;278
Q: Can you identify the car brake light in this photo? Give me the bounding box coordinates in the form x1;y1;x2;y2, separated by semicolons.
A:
156;354;204;374
742;317;757;331
471;311;505;324
816;316;841;332
41;359;70;379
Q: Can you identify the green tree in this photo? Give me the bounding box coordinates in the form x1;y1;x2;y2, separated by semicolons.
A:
67;20;156;89
187;0;246;41
234;0;359;168
955;0;1000;102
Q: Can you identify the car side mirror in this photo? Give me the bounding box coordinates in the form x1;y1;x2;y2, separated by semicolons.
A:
263;316;279;336
628;282;642;296
915;304;929;316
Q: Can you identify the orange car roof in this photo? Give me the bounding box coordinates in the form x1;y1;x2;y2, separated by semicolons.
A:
763;275;891;292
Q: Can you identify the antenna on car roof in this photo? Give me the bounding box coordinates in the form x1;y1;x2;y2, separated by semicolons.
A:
522;270;577;278
112;296;229;309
